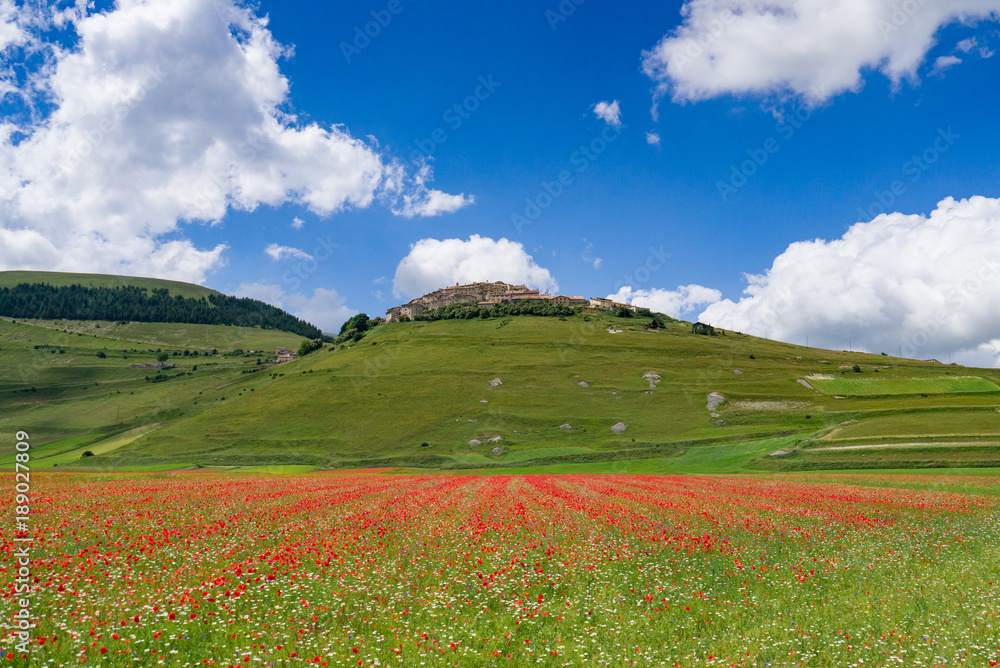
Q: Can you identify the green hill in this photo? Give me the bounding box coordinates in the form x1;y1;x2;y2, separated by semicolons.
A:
0;271;328;339
0;270;219;299
3;307;999;473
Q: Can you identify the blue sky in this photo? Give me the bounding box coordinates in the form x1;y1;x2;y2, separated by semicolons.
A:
2;0;1000;364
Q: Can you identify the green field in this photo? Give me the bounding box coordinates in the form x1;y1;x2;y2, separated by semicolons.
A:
11;472;1000;666
2;272;1000;472
0;270;220;299
807;374;1000;396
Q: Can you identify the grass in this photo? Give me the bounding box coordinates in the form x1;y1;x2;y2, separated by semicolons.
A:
0;270;221;299
14;319;304;352
224;464;320;474
0;317;302;452
807;374;999;396
820;408;1000;442
12;472;1000;666
2;308;1000;471
28;424;161;468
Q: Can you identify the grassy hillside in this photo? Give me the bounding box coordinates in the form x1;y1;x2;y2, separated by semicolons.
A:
0;317;305;451
3;308;997;472
0;270;219;299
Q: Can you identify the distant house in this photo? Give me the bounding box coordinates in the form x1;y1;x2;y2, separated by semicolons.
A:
589;297;616;310
589;297;639;312
275;347;289;355
276;353;296;363
552;295;588;307
691;322;716;336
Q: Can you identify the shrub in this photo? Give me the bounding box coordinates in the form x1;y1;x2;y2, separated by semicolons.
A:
298;339;324;357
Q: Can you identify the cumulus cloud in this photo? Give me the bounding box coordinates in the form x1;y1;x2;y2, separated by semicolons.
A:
236;282;354;334
265;244;313;262
393;235;558;300
291;217;305;230
0;0;468;284
609;284;722;318
593;100;622;127
698;196;1000;367
643;0;1000;104
646;131;661;146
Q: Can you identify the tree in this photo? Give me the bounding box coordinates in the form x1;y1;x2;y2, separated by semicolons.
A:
298;339;324;357
852;364;862;373
340;313;370;335
96;351;107;358
156;352;169;363
615;306;634;318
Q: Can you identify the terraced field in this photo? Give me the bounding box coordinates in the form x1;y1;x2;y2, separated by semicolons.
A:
806;375;999;396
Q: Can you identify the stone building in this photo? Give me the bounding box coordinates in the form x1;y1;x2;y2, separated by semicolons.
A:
386;282;631;322
386;281;535;322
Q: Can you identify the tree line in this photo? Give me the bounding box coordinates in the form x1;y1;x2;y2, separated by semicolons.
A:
0;283;329;340
408;301;580;321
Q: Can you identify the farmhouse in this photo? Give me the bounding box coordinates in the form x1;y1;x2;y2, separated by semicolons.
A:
589;297;639;312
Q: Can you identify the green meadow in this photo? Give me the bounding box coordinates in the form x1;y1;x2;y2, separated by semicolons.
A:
2;273;999;473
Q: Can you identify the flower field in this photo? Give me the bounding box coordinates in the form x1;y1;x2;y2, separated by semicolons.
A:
4;473;1000;667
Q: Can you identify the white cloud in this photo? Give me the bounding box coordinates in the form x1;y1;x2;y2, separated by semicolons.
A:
265;243;313;262
234;281;288;308
0;0;27;52
236;282;355;334
643;0;1000;104
646;131;661;146
291;216;305;230
609;284;722;318
698;196;1000;366
593;100;622;127
392;235;558;300
0;0;468;284
932;55;963;73
582;241;602;270
391;164;474;218
957;37;979;52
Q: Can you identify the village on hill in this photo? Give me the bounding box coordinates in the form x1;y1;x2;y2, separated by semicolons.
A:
385;281;640;322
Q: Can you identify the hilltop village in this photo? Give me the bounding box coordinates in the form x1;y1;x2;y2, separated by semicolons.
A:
386;281;639;322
